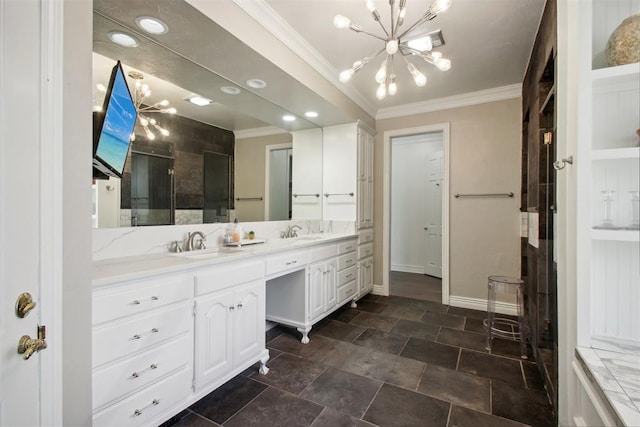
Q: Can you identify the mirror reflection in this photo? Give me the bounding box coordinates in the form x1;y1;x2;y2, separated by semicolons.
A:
91;0;333;228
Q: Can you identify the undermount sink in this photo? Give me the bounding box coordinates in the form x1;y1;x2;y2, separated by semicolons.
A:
172;247;245;260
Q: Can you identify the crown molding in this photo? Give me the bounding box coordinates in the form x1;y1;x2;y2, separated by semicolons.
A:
231;0;377;118
376;83;522;120
234;126;289;139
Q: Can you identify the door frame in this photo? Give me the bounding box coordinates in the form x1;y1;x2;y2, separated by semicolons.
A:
382;123;450;305
264;142;292;221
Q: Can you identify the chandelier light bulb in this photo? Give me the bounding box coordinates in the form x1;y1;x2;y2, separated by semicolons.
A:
140;117;149;126
386;39;399;55
159;99;170;107
165;107;177;114
407;63;427;87
388;74;398;95
160;128;170;136
431;51;443;60
397;7;407;26
339;69;355;82
375;59;388;84
96;83;106;92
149;118;157;125
430;0;453;15
333;15;351;29
376;82;387;100
435;57;451;71
146;130;155;140
365;0;376;13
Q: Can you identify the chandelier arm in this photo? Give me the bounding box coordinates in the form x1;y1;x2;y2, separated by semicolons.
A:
396;13;434;40
358;26;387;41
389;0;395;38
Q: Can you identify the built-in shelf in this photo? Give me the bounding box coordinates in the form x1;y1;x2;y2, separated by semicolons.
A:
592;63;640;88
591;228;640;242
592;147;640;160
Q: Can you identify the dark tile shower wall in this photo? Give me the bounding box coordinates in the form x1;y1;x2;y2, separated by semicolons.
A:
521;0;557;419
121;113;234;211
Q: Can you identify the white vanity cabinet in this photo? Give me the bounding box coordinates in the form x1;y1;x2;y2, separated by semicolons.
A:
308;256;338;322
193;261;269;390
357;125;374;230
92;273;194;427
291;128;323;219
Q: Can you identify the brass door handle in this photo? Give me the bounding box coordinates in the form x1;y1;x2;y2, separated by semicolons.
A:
16;292;36;318
17;335;47;360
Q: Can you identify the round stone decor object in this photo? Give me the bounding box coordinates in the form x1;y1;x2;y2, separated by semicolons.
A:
605;14;640;66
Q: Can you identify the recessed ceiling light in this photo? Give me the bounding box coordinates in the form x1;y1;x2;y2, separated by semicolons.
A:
135;16;169;35
246;79;267;89
220;86;241;95
187;95;213;106
282;115;296;122
304;111;319;118
107;31;139;47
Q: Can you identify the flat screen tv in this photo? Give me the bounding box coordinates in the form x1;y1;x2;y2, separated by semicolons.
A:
93;60;137;178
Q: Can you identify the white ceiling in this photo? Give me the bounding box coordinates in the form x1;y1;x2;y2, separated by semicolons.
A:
93;0;546;132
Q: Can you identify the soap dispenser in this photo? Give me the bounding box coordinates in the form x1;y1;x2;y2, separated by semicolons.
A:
231;219;243;243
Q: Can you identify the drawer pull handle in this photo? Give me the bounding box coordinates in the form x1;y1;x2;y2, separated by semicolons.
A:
131;363;159;379
151;296;159;301
286;261;291;266
132;300;141;305
237;303;243;309
346;289;354;295
133;399;160;417
346;274;353;279
292;260;297;264
130;328;159;340
229;306;235;311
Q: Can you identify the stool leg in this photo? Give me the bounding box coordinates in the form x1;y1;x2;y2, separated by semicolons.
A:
485;281;495;351
516;286;528;359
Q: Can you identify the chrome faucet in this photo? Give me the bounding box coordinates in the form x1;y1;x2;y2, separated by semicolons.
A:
187;231;207;251
281;224;302;239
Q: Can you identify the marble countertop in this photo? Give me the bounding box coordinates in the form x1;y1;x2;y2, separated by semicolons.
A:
92;233;357;287
575;347;640;426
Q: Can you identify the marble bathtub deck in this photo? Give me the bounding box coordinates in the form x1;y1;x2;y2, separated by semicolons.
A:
576;347;640;426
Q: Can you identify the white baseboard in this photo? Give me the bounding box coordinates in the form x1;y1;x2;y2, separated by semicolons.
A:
390;265;424;274
449;295;518;316
372;283;387;296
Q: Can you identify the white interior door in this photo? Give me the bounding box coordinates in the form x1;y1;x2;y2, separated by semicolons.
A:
424;151;443;278
1;1;44;424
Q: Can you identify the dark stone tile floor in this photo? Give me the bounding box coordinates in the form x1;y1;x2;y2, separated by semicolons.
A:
163;293;555;427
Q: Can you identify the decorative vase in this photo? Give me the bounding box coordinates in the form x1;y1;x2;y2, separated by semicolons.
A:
605;14;640;66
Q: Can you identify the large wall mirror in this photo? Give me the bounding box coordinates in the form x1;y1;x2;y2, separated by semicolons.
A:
92;0;345;228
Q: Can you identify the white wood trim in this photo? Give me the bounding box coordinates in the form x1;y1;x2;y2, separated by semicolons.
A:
449;295;518;316
382;123;450;305
234;126;289;140
39;0;63;424
264;142;293;221
571;360;616;427
230;0;377;118
390;265;425;274
376;84;522;120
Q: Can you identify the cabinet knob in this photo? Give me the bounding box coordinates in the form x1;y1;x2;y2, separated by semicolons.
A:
237;303;243;309
229;306;235;311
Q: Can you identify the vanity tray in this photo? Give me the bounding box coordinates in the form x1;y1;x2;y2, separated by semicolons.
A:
224;238;266;247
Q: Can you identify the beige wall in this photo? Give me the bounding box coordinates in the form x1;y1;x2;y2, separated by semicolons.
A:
235;132;292;222
375;98;522;301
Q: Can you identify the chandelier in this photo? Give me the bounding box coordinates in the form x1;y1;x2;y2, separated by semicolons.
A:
127;71;176;141
334;0;452;100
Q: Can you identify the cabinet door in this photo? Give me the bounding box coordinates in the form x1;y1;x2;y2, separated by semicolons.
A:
325;260;337;312
233;280;265;368
308;261;326;321
194;290;234;389
365;260;374;293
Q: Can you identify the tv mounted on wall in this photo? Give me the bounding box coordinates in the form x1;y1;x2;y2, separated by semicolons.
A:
93;60;137;179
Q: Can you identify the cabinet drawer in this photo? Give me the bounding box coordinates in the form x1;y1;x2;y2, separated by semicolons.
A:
309;244;337;263
93;274;193;325
357;243;373;260
265;250;308;276
93;366;192;427
195;261;263;296
93;334;191;411
337;265;357;287
93;303;191;368
337;280;358;304
337;253;357;271
358;229;374;245
337;239;357;255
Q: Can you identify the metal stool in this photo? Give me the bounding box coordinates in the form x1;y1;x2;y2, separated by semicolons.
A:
484;275;529;359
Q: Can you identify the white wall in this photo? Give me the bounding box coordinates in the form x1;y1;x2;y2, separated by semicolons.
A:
376;98;522;304
391;134;443;273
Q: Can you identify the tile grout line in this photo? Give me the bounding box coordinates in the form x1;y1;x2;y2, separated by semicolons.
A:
360;381;385;422
519;360;529;389
455;347;462;371
445;403;453;427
